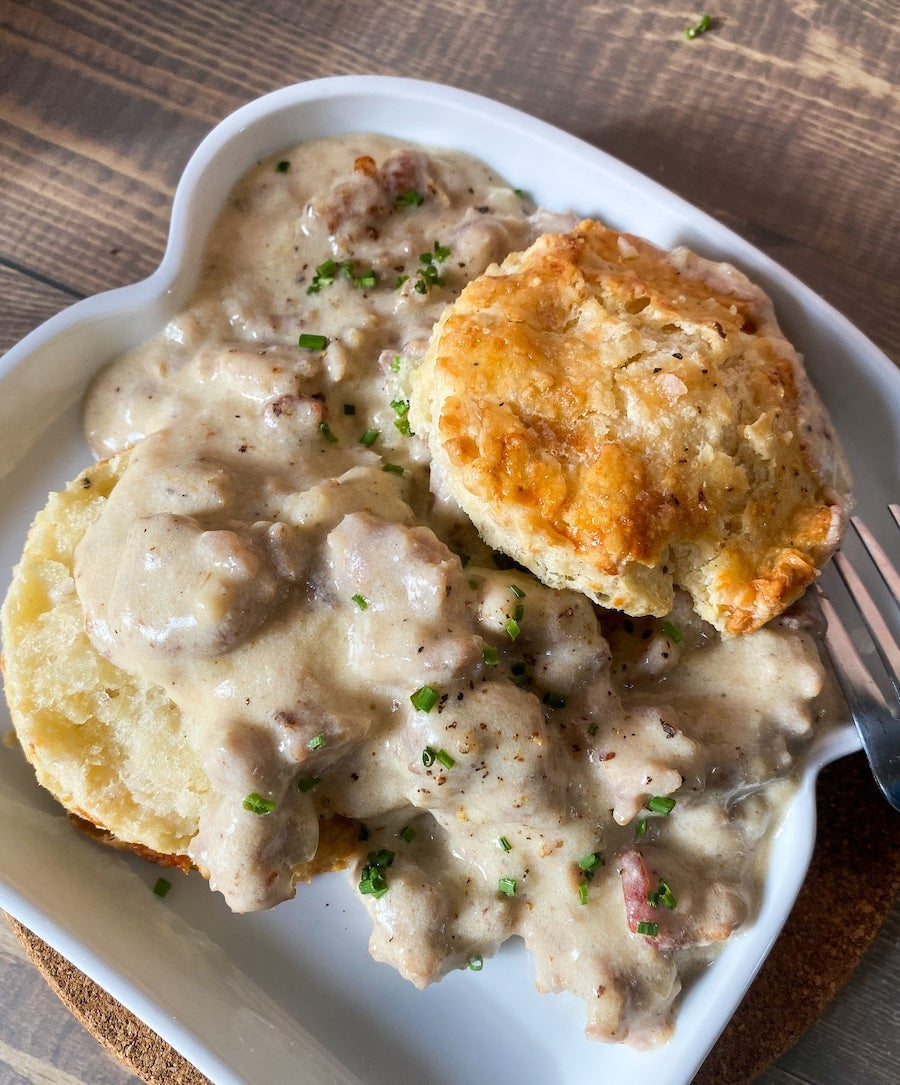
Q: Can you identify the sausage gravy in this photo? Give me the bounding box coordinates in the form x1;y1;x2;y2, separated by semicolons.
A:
75;135;835;1045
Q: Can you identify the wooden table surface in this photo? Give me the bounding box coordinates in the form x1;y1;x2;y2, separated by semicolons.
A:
1;2;897;1083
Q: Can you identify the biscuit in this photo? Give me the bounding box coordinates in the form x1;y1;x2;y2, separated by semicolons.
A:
410;220;851;633
0;454;355;878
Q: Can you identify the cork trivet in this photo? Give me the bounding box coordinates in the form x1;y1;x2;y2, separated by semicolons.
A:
9;752;900;1085
695;752;900;1082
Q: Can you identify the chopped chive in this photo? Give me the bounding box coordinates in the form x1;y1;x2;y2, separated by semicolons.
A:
587;722;599;736
399;825;415;843
307;733;326;750
422;746;437;767
509;584;525;599
410;253;445;294
308;261;378;291
498;835;512;852
395;274;409;289
513;187;525;198
468;953;484;971
433;241;451;262
685;13;712;39
243;792;276;816
351;593;369;610
275;160;290;173
578;882;589;905
395;189;424;206
468;578;479;590
359;428;379;447
661;619;682;643
391;354;402;371
305;259;338;294
646;795;676;815
542;691;567;709
383;462;404;475
505;618;520;641
297;775;321;793
577;851;605;873
306;260;339;294
658;879;677;910
483;645;500;666
152;877;172;898
298;333;328;350
411;685;439;712
436;748;455;769
319;421;338;443
391;399;410;416
343;403;356;415
513;603;525;622
359;848;395;899
394;416;413;436
358;873;387;898
648;890;660;907
498;876;517;897
635;817;648;838
637;920;659;937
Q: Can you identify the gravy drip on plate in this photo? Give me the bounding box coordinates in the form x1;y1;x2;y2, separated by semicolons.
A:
76;135;831;1046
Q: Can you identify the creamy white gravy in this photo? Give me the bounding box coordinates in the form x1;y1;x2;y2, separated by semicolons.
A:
75;135;833;1046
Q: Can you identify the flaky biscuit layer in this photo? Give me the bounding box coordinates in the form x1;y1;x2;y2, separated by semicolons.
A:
411;220;850;632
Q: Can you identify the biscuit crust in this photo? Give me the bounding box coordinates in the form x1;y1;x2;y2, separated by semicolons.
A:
411;220;851;632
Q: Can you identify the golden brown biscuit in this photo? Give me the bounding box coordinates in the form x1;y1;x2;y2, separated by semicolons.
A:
0;454;356;878
410;220;851;633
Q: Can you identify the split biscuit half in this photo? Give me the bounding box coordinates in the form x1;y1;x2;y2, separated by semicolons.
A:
0;453;356;881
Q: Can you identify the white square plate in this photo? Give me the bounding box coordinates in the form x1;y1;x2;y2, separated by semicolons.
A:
1;77;897;1085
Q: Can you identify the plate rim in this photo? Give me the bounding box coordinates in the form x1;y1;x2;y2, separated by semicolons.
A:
2;73;897;1085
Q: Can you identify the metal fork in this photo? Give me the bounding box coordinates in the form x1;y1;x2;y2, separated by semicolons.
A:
816;504;900;811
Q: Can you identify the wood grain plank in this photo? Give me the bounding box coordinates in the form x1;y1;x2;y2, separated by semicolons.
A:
1;0;896;358
0;119;173;296
0;2;898;1083
0;264;80;352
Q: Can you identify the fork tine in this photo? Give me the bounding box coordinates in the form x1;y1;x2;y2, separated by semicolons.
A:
816;586;900;810
832;551;900;702
816;586;891;707
850;513;900;604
